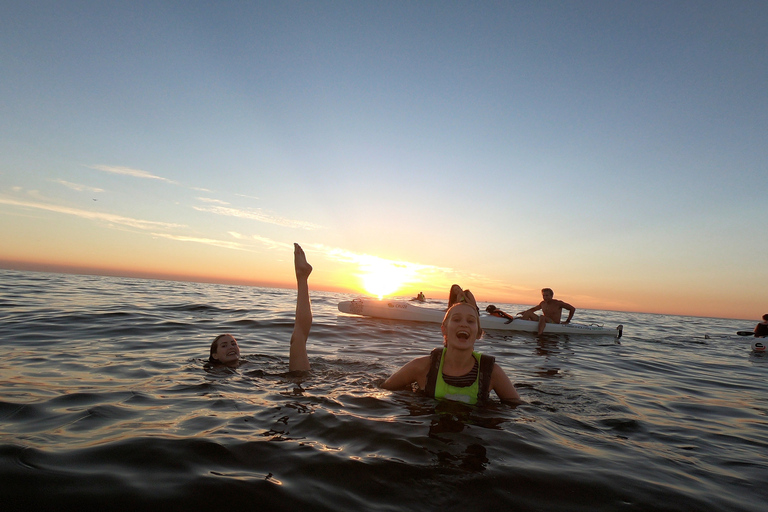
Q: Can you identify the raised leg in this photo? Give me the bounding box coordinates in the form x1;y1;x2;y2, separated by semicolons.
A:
289;243;312;372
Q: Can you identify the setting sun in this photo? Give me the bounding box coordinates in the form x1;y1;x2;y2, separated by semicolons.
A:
359;260;412;299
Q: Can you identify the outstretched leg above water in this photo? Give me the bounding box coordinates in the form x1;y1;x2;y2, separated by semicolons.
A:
289;243;313;372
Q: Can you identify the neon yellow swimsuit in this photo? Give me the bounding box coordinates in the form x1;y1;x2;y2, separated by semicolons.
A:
433;350;483;405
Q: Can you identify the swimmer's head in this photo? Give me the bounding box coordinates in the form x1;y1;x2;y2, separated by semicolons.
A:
763;314;768;322
442;301;483;347
209;334;240;366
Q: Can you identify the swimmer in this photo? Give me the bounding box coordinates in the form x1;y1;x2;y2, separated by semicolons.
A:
755;314;768;338
485;304;515;324
208;243;313;371
382;285;523;406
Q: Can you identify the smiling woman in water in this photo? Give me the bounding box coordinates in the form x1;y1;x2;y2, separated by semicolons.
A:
207;243;313;371
381;285;523;406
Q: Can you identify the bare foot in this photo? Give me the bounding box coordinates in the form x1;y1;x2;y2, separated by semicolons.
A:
294;243;313;279
448;284;477;308
448;284;463;307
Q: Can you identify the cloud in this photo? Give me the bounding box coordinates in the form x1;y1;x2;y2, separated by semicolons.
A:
194;205;322;230
197;197;230;205
235;193;260;200
0;197;185;230
89;165;177;184
52;179;104;193
151;232;246;251
251;235;292;250
229;232;291;250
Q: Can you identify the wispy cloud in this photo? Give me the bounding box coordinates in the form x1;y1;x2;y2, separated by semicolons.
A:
194;205;322;230
253;234;292;250
89;165;177;184
197;197;230;205
235;193;260;201
227;232;291;250
151;232;246;251
0;197;184;230
52;179;104;193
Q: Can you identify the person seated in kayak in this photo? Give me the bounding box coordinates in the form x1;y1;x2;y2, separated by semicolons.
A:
518;288;575;335
208;243;313;371
755;314;768;338
485;304;514;324
381;286;523;406
414;292;426;301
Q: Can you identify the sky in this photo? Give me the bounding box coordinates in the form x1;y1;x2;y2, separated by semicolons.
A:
1;1;766;320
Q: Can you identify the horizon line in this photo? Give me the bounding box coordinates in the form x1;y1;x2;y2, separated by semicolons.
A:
0;259;755;323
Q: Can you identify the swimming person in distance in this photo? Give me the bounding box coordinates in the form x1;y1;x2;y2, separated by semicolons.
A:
485;304;515;324
381;286;523;406
754;314;768;338
208;243;313;371
518;288;576;335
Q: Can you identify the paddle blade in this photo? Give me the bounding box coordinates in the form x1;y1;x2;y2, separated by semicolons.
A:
736;331;754;337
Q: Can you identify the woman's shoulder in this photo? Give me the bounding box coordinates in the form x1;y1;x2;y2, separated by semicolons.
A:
409;354;433;370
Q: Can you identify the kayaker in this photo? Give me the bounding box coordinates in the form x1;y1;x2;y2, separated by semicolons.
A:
519;288;576;335
382;286;523;406
485;305;515;324
207;243;313;371
755;314;768;338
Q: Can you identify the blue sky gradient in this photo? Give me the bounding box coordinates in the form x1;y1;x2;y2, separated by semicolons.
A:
1;1;766;319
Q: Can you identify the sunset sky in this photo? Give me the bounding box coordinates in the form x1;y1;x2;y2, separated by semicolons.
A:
1;2;766;320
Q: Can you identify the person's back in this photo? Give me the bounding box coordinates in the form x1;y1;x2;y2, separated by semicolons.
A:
755;314;768;338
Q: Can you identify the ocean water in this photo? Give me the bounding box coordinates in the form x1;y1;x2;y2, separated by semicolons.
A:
1;269;766;511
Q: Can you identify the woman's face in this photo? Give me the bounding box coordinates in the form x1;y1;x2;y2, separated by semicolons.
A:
213;335;240;365
441;303;480;349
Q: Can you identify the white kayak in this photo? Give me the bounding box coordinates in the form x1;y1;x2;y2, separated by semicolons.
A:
338;299;623;338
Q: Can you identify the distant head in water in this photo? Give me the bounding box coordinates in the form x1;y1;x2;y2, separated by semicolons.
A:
209;334;240;366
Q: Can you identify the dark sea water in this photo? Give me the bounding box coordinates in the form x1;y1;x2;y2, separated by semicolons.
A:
1;269;766;511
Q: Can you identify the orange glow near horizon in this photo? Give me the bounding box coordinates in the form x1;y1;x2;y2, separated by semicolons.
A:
0;248;760;322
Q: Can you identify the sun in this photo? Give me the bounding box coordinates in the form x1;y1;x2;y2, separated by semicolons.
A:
360;260;411;299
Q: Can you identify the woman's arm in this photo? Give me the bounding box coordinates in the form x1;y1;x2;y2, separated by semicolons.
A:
381;356;431;390
490;363;523;405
